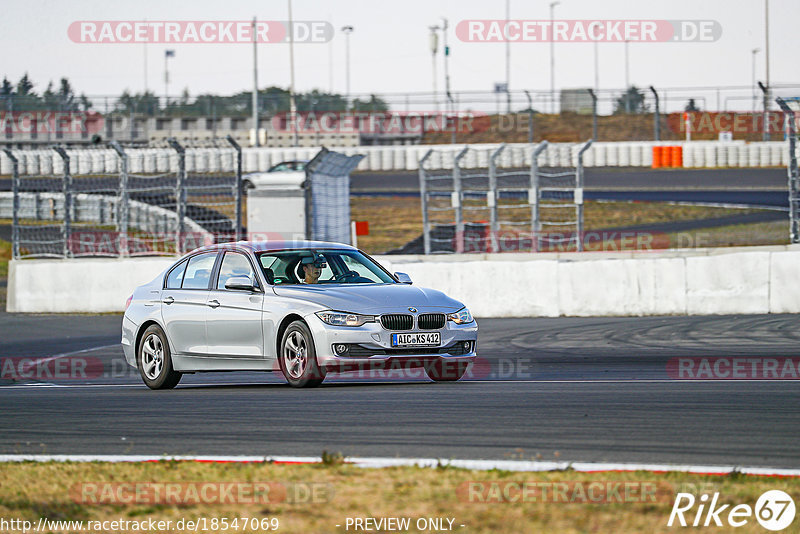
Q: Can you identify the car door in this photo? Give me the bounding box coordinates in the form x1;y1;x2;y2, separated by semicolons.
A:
160;251;218;356
205;250;264;358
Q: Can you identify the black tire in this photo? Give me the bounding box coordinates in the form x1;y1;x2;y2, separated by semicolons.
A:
242;180;255;191
425;359;470;382
279;320;326;388
137;325;182;390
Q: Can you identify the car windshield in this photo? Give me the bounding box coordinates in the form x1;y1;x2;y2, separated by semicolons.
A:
257;249;395;285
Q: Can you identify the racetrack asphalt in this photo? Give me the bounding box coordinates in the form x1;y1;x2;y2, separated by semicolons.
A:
350;167;789;193
1;311;798;468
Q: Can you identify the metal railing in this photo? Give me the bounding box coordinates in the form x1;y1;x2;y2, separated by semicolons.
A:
418;140;592;254
776;97;799;243
4;139;243;259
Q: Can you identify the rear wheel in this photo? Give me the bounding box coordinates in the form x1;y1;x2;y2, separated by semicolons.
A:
137;325;182;390
279;321;326;388
425;359;470;382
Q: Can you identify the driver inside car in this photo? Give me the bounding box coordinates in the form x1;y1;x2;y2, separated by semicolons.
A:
300;254;326;284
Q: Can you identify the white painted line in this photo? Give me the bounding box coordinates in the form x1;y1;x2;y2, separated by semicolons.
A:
11;343;120;374
2;378;799;390
0;455;798;477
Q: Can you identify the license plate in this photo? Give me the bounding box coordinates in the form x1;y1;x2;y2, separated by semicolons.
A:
391;332;441;347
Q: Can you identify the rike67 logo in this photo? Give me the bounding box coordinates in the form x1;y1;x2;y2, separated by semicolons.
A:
668;490;796;531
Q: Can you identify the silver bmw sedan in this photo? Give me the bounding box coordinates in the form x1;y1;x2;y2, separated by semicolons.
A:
121;241;478;388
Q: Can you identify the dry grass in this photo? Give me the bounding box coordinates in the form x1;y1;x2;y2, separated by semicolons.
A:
0;238;10;279
665;220;789;249
422;112;771;144
350;196;767;254
0;462;796;533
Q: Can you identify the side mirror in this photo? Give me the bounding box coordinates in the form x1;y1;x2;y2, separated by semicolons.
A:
225;276;256;291
394;272;412;284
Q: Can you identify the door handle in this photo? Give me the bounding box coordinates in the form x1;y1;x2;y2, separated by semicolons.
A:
162;296;174;304
207;299;220;309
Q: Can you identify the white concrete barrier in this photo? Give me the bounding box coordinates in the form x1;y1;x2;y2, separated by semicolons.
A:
769;250;800;313
685;251;770;314
7;257;176;313
9;245;800;316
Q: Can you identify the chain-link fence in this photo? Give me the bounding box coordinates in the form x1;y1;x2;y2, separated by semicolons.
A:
418;141;591;254
2;139;242;259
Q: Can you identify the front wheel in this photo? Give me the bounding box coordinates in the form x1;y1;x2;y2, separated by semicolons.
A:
279;321;326;388
425;359;470;382
137;325;182;389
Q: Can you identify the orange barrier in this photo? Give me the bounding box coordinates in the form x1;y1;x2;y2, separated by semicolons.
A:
664;146;674;168
671;146;683;168
652;146;663;168
653;145;684;168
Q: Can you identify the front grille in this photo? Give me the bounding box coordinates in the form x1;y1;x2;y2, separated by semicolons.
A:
380;314;413;330
417;313;446;329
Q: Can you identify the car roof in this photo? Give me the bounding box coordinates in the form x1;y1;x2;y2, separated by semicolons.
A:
188;240;356;255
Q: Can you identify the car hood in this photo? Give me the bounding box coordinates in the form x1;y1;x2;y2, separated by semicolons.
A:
271;283;464;314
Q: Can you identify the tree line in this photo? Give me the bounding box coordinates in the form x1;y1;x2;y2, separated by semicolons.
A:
1;73;389;116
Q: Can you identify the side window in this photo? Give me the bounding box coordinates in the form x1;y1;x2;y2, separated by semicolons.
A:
217;252;257;290
165;260;187;289
270;163;289;172
181;252;218;290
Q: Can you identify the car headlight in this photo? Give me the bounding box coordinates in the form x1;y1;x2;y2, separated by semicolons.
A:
315;311;374;327
448;307;474;325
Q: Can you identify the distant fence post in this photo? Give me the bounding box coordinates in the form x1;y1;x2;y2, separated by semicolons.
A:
418;149;434;255
52;146;72;258
109;141;129;256
524;90;534;144
650;86;661;141
776;97;798;243
453;147;469;254
167;138;186;254
587;89;598;141
576;139;593;252
226;135;243;242
530;141;548;252
488;144;506;253
2;149;19;259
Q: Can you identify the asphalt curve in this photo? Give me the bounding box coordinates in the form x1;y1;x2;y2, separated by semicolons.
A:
351;167;789;193
1;312;799;468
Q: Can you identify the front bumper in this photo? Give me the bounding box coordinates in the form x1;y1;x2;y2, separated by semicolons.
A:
304;312;478;372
